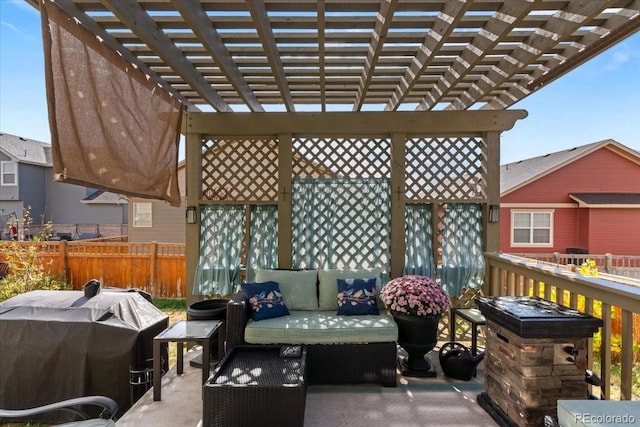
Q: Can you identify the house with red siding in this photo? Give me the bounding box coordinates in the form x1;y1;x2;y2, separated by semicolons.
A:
500;140;640;256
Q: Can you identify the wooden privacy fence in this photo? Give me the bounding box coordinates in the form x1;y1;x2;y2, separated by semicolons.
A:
0;241;186;298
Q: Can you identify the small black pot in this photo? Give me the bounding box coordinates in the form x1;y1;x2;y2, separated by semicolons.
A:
187;298;229;321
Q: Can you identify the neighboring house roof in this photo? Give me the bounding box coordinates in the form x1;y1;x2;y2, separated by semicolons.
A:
82;190;128;205
569;193;640;208
500;139;640;196
1;132;126;204
0;132;52;166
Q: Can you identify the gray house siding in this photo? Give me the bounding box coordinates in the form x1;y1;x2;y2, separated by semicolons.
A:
44;169;125;224
18;163;47;222
0;153;19;201
128;197;186;243
128;161;186;243
1;133;126;240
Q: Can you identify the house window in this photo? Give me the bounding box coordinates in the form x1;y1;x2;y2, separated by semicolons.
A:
133;202;152;227
1;161;17;185
511;211;553;246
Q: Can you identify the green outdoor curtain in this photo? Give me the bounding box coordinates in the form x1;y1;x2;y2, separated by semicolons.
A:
245;205;279;283
441;203;485;297
404;204;435;277
193;205;244;296
291;177;390;282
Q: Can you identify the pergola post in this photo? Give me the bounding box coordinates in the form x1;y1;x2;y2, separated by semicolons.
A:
278;133;293;269
185;117;202;307
390;132;406;279
483;130;501;294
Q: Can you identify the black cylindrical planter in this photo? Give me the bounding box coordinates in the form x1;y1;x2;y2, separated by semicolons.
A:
187;299;228;321
187;299;229;368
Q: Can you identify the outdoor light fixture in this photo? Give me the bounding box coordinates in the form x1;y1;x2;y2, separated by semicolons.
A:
186;206;198;224
488;205;500;223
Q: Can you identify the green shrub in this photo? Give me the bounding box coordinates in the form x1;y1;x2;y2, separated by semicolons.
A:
0;207;71;302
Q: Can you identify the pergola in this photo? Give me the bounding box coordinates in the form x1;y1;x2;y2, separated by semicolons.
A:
28;0;640;301
28;0;640;112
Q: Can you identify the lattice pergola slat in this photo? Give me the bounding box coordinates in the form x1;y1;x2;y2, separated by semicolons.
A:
30;0;640;112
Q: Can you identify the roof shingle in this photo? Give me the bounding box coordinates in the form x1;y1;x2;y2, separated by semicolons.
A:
0;133;51;166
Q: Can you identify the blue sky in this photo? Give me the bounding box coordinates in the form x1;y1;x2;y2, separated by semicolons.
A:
1;0;639;164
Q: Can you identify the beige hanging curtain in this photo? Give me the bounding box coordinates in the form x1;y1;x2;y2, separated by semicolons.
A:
40;0;182;206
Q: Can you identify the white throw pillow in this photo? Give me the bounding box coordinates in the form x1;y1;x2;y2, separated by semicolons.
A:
318;268;381;310
254;269;319;310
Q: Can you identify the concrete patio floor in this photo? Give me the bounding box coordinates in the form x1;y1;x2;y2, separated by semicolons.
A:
116;346;497;427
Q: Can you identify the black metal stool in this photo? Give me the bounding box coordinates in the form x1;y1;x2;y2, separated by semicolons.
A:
449;307;486;356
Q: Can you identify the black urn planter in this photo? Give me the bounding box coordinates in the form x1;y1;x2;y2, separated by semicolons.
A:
187;299;229;368
394;313;441;377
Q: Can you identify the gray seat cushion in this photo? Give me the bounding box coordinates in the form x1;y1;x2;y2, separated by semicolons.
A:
254;269;319;310
244;310;398;345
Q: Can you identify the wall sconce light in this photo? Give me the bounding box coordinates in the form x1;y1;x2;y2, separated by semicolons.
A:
488;204;500;223
186;206;198;224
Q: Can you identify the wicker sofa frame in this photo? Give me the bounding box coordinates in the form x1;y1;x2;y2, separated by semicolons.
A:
226;292;398;387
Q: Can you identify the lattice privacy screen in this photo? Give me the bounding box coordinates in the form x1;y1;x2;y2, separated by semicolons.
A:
293;137;391;179
291;178;391;277
406;136;487;201
201;135;487;203
290;137;393;275
198;135;487;284
201;137;278;202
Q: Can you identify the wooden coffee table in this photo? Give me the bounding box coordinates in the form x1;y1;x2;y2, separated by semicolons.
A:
153;320;222;401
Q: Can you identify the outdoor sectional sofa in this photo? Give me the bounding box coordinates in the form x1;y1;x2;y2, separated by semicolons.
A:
226;268;398;387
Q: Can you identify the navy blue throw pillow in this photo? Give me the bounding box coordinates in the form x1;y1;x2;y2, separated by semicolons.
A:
243;281;290;321
336;277;379;316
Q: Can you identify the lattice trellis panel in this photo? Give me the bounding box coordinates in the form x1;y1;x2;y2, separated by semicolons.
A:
405;137;487;201
292;137;391;178
291;178;390;278
201;138;278;202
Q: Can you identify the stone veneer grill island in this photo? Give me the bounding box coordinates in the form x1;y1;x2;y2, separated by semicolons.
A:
475;296;603;427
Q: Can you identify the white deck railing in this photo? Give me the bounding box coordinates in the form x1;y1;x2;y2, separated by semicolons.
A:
484;252;640;400
509;252;640;279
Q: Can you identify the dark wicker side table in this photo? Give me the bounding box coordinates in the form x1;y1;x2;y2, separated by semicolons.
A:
203;345;307;427
153;320;222;401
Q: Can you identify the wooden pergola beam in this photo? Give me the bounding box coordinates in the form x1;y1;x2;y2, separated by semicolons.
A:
101;0;232;112
447;0;617;110
353;0;398;111
247;0;295;112
183;110;527;136
490;0;640;109
317;1;326;112
417;0;537;111
173;0;264;112
385;0;472;111
36;0;197;111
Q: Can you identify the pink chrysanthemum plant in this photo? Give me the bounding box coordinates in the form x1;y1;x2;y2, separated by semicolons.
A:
380;275;451;317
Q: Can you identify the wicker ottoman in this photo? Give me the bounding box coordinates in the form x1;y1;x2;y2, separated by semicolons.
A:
203;345;307;427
